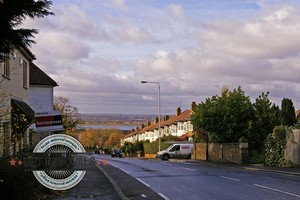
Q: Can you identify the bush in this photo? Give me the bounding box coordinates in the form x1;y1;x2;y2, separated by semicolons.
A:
0;147;64;199
249;150;265;164
264;126;292;167
0;156;43;200
143;142;171;154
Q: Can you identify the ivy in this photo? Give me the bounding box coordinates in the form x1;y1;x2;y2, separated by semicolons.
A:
264;126;292;167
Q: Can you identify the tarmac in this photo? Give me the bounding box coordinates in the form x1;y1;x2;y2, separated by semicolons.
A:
54;158;300;200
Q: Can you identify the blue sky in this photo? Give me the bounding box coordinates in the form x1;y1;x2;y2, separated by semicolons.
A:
24;0;300;114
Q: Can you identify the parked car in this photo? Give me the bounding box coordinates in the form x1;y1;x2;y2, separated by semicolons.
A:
157;143;194;160
111;148;123;158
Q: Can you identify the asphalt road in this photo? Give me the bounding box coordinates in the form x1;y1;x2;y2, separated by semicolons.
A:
93;154;300;200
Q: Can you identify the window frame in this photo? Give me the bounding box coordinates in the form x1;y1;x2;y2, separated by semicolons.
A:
23;59;28;88
1;53;11;79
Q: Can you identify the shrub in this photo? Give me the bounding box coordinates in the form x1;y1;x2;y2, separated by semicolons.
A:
264;126;292;167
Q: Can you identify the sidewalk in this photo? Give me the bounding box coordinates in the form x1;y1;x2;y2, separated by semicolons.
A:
54;163;122;200
53;156;164;200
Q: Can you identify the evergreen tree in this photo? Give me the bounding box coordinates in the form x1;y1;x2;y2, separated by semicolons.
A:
280;98;296;126
0;0;53;61
251;92;281;153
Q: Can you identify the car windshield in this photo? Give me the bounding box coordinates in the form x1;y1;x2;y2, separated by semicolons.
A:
114;149;121;153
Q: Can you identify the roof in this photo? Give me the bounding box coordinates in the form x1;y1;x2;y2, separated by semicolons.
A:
162;109;192;127
29;62;58;86
122;109;193;139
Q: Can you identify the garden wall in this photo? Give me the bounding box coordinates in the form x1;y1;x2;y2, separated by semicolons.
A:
285;129;300;166
192;140;249;164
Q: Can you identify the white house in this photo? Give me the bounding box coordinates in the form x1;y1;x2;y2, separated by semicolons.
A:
121;102;195;145
29;62;58;112
29;62;58;143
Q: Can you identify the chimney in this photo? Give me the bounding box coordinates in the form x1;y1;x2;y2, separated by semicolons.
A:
163;115;169;121
191;101;196;111
154;117;159;123
147;121;151;126
176;107;181;116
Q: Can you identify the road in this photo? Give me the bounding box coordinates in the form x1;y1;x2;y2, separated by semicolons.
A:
93;154;300;200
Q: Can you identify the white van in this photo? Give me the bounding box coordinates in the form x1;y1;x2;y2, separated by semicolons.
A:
157;143;194;160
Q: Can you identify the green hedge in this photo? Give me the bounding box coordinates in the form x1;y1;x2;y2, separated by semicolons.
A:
143;142;172;154
264;126;292;167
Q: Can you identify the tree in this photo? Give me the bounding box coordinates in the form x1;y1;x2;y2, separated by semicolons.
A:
250;92;281;153
0;0;53;61
280;98;296;126
53;96;81;135
192;86;254;143
104;131;123;147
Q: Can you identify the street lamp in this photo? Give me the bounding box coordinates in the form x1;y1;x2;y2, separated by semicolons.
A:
141;81;161;152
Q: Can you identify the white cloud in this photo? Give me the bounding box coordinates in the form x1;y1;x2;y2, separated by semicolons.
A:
24;1;300;113
111;0;128;11
167;4;186;21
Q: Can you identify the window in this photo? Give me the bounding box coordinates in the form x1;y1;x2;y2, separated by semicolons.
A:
23;60;28;88
2;54;10;78
183;122;187;131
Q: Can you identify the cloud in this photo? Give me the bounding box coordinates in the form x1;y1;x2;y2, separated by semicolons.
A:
23;1;300;113
111;0;128;11
167;4;186;21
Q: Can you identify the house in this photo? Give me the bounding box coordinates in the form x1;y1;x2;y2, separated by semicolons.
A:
0;47;36;156
29;62;59;143
29;62;58;112
121;102;195;145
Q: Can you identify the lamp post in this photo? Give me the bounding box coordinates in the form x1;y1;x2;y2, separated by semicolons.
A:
141;81;161;152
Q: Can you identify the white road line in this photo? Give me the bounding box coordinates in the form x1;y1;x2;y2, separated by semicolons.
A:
141;194;147;198
136;178;150;187
254;184;300;198
159;193;170;200
109;163;130;174
184;167;196;172
219;176;240;182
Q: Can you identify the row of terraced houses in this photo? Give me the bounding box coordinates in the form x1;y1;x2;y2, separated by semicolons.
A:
121;102;196;145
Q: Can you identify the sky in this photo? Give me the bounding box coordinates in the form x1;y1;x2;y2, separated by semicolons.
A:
24;0;300;114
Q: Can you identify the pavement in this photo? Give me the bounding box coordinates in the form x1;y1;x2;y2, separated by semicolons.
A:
53;157;300;200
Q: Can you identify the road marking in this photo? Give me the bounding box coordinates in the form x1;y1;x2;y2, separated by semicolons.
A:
136;178;150;187
219;176;240;182
254;184;300;198
109;163;130;174
184;167;196;172
159;193;170;200
141;194;147;198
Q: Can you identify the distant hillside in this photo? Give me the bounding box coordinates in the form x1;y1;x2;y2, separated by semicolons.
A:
79;113;156;124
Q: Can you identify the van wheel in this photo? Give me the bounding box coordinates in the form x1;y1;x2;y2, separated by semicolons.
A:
162;154;170;161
